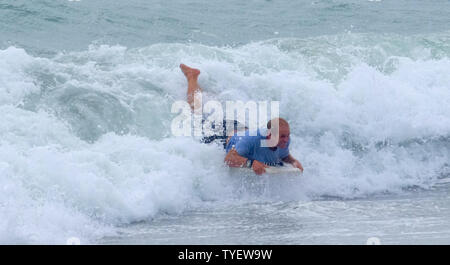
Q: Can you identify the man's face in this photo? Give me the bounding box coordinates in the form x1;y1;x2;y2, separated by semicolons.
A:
269;125;290;149
277;126;290;148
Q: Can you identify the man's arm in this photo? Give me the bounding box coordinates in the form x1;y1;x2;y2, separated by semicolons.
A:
224;148;248;168
282;154;296;164
224;149;268;175
282;154;304;172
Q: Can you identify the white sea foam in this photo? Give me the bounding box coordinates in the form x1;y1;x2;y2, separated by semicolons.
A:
1;32;449;243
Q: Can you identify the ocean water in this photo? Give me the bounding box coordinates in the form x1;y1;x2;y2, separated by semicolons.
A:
1;0;450;244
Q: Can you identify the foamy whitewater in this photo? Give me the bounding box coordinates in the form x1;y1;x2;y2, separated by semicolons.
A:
1;0;450;244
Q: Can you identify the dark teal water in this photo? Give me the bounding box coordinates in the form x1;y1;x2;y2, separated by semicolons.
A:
1;0;450;55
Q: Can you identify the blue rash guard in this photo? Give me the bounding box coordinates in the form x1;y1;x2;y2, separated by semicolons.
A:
225;129;290;166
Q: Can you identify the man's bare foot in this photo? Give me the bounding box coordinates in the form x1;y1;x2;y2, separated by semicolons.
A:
180;64;200;81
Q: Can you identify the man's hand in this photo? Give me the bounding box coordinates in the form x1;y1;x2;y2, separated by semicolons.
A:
224;148;248;167
292;160;304;172
252;160;269;175
282;154;304;173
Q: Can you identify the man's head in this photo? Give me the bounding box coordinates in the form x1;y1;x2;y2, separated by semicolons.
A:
267;118;290;148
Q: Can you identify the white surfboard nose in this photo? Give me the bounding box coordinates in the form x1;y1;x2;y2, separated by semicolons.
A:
264;164;302;175
232;164;302;176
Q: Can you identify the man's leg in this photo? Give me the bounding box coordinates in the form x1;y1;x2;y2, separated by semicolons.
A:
180;64;201;112
180;64;235;148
